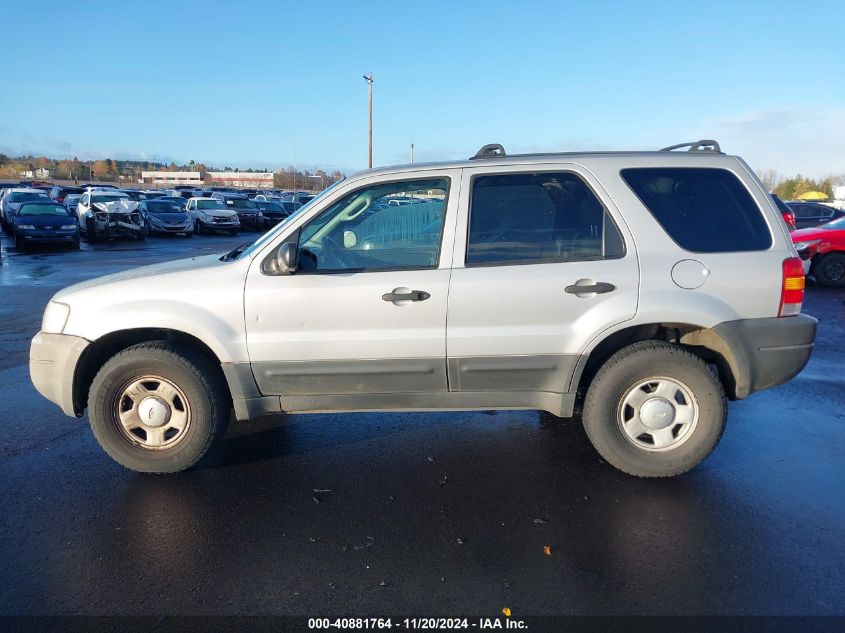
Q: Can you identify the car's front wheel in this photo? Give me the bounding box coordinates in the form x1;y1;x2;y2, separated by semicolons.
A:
88;342;231;473
814;252;845;287
582;341;726;478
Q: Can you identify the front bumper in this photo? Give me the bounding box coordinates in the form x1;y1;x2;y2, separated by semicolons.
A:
713;314;817;399
19;230;78;243
149;222;192;234
30;332;90;417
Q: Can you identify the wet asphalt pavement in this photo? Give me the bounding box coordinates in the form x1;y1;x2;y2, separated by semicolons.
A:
0;231;843;618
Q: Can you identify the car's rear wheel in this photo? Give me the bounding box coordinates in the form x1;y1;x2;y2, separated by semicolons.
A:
814;252;845;287
88;342;230;473
582;341;726;478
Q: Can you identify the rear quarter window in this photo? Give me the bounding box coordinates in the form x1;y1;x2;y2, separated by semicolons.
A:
621;167;772;253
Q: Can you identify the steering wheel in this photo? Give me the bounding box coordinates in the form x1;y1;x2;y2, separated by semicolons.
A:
313;234;349;270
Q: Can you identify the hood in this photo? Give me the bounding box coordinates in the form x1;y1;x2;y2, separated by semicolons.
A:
93;199;140;214
147;211;190;222
54;253;227;299
200;208;238;219
791;226;843;242
18;214;76;227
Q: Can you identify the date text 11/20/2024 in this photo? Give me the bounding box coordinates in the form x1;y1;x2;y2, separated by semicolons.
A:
307;617;527;629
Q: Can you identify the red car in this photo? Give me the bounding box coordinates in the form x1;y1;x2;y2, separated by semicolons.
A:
791;216;845;286
771;193;796;231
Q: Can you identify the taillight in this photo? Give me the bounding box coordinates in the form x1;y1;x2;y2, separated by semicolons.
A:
780;257;805;317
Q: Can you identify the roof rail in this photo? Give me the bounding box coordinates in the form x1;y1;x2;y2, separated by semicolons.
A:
660;139;722;153
471;143;507;159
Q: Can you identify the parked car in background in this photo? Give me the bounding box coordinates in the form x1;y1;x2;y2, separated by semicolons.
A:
142;191;167;199
787;201;845;230
254;201;287;227
64;194;82;216
139;199;193;236
48;186;84;204
186;197;240;235
120;190;148;202
76;190;144;241
255;200;300;227
791;216;845;286
770;194;796;231
210;192;261;228
12;200;80;250
1;188;51;234
156;196;188;210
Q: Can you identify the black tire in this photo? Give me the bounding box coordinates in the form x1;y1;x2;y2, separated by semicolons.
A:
15;235;26;251
582;341;726;478
86;217;98;242
814;252;845;287
88;341;231;473
71;238;80;250
230;229;238;236
135;229;146;241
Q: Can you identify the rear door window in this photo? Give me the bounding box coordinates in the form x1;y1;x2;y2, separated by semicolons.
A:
621;167;772;252
466;171;625;266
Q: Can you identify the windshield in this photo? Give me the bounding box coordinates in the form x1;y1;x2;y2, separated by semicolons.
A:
10;192;48;203
148;202;184;214
233;178;346;261
19;203;70;216
821;217;845;230
92;194;128;203
198;200;227;210
228;198;256;210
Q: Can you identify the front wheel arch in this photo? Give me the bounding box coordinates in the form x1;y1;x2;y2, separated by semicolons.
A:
73;328;230;416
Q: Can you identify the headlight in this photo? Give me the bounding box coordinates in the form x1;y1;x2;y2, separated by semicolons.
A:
793;239;821;251
17;224;36;230
42;301;70;334
60;224;77;230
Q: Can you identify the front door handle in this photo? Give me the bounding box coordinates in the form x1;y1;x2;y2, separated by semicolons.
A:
382;287;431;303
565;281;616;295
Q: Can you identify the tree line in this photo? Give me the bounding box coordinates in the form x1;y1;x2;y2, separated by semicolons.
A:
0;154;344;189
757;169;843;201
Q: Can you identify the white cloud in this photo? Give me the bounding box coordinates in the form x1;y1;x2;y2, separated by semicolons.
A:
700;109;845;178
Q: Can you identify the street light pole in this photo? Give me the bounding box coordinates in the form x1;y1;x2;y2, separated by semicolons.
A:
363;73;373;168
410;143;414;163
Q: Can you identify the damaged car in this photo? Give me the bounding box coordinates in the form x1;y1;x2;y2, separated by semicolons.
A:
76;189;145;242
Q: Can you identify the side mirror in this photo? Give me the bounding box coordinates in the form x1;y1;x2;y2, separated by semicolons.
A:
276;242;297;274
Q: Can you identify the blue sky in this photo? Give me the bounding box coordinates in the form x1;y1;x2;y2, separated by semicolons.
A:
2;0;844;177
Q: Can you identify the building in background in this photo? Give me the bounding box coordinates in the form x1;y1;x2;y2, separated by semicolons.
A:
140;170;274;188
19;168;51;179
140;171;204;186
207;172;273;188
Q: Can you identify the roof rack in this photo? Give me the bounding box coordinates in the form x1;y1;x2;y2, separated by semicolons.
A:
471;143;507;159
660;139;721;153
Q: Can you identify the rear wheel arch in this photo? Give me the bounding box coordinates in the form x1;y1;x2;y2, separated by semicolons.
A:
73;328;230;415
573;322;741;401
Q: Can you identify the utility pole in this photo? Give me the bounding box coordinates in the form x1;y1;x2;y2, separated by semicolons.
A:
363;73;373;168
410;143;414;163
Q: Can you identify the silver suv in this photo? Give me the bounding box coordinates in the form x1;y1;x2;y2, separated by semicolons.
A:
30;141;817;477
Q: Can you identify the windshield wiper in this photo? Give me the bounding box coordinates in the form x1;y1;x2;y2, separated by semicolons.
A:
221;241;252;262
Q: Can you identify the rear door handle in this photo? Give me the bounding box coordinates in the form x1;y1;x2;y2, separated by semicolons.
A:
565;281;616;295
382;288;430;303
